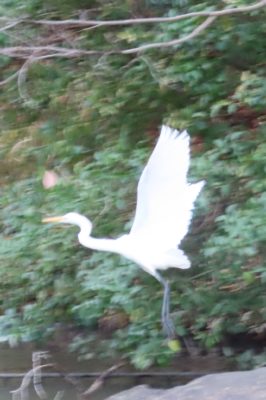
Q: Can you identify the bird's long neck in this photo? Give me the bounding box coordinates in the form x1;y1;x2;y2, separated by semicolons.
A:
78;228;120;254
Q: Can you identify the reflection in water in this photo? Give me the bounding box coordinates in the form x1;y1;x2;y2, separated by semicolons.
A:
0;343;230;400
0;378;131;400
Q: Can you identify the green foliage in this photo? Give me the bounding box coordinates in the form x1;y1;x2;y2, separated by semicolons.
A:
0;0;266;369
236;349;266;370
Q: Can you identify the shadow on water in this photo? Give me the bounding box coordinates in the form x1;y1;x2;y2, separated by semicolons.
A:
0;343;231;400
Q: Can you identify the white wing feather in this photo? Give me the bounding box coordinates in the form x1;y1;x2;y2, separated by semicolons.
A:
130;125;204;249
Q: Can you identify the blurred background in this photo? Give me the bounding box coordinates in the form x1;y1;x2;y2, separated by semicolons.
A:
0;0;266;380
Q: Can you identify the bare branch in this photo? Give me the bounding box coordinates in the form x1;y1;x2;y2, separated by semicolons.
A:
0;0;264;61
32;352;50;400
0;45;106;59
17;57;35;102
0;16;216;60
0;21;20;32
123;15;216;54
81;362;124;399
0;70;19;86
0;0;265;90
10;364;54;400
0;0;264;28
53;392;65;400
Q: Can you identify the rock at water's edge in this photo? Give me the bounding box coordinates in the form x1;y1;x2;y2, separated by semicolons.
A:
106;367;266;400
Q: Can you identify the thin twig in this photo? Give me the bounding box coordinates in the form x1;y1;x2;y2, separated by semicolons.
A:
0;45;106;58
0;21;20;32
0;70;19;86
53;392;65;400
17;57;35;102
139;56;161;83
81;362;124;399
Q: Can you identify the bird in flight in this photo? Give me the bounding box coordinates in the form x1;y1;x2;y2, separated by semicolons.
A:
43;125;204;339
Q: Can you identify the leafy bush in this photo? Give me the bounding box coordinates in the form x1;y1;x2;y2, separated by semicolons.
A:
0;0;266;368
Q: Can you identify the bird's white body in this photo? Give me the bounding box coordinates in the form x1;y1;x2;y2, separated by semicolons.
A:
74;126;204;278
43;125;204;337
78;230;190;277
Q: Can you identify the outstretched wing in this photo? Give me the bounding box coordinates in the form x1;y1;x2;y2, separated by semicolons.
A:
130;125;204;248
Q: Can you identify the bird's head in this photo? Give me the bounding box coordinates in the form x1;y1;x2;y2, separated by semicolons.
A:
42;212;92;234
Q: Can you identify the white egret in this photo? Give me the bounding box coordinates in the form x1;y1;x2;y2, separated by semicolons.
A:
43;125;204;339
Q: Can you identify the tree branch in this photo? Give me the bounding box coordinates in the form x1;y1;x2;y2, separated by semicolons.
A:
10;364;54;400
0;0;265;89
0;20;20;32
0;16;216;59
123;15;216;54
81;362;124;399
0;70;19;86
0;0;265;28
0;45;106;59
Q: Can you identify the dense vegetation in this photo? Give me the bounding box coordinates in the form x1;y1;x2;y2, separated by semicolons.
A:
0;0;266;369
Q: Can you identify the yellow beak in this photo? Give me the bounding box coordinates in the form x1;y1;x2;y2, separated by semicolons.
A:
42;216;64;223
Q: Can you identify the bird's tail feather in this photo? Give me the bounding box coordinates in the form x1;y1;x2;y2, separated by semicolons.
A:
189;180;205;205
158;249;191;270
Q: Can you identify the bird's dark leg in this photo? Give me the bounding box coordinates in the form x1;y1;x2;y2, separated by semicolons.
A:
153;271;176;339
162;280;176;339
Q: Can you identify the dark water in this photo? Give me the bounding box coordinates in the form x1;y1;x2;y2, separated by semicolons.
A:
0;343;230;400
